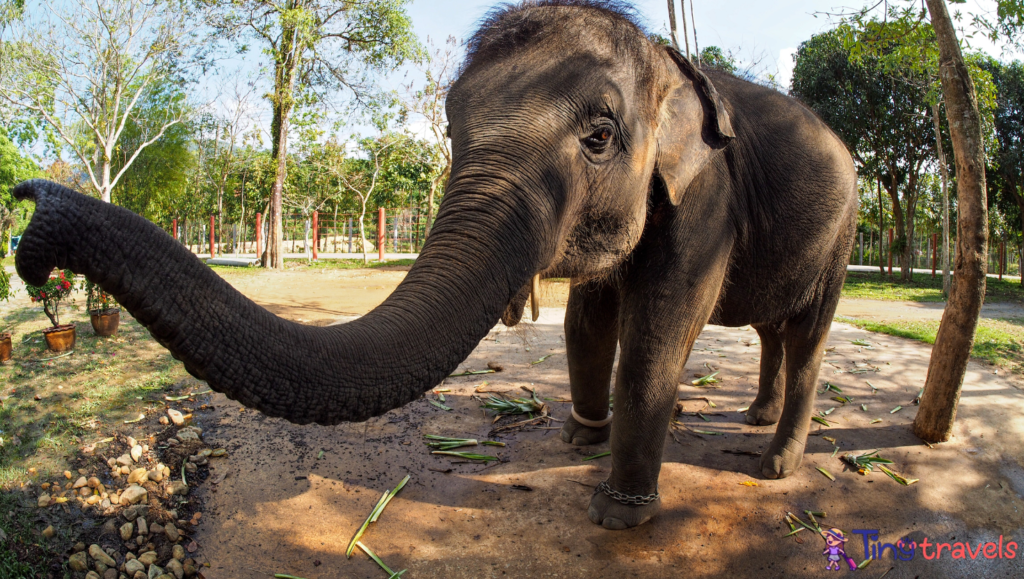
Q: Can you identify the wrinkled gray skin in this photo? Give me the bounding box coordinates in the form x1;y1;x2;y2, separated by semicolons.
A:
14;2;856;531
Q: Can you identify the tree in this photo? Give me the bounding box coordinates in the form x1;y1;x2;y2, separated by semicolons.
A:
0;0;205;202
0;126;36;244
335;134;396;264
914;0;998;442
402;35;457;240
986;60;1024;283
203;0;419;269
699;46;737;74
792;28;935;281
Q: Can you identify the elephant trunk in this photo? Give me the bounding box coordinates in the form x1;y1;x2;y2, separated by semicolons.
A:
13;179;539;425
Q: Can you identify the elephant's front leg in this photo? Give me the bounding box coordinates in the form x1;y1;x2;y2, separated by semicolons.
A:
587;281;721;530
561;278;619;446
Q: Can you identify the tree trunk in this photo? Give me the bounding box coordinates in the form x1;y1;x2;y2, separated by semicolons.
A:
666;0;680;51
265;22;300;270
359;197;369;265
915;0;990;443
877;178;885;276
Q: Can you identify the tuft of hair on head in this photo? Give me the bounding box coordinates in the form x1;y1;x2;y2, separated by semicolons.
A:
463;0;650;71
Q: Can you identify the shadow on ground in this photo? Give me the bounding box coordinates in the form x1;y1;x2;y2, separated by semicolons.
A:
188;308;1024;579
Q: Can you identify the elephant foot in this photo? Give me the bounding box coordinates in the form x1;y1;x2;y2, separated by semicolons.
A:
759;433;806;479
560;414;611;446
587;489;661;530
745;398;783;426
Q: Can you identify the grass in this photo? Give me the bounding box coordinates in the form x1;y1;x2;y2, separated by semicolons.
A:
842;271;1024;303
837;315;1024;373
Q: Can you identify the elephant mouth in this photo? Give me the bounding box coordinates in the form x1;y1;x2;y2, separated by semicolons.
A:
501;274;541;327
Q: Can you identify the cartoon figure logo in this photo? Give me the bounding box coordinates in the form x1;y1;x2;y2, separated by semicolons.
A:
823;528;857;571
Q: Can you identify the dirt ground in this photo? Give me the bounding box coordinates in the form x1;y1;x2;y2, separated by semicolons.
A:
181;268;1024;578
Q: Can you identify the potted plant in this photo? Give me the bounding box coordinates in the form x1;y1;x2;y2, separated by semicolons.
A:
25;269;77;352
85;279;120;336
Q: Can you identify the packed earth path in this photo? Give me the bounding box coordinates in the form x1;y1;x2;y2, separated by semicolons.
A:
173;266;1024;578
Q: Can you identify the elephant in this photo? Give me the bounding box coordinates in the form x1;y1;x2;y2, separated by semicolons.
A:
13;0;857;531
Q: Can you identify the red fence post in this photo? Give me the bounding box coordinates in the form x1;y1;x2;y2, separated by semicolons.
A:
312;211;319;261
209;214;216;258
887;228;893;276
378;208;385;262
932;232;937;278
172;218;178;242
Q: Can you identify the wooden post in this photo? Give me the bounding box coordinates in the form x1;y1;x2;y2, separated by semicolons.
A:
209;214;216;258
172;218;178;242
312;211;319;261
932;232;938;278
347;218;353;253
378;208;385;262
888;228;893;276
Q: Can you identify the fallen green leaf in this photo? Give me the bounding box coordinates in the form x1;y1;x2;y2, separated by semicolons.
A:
583;451;610;461
890;405;903;414
812;416;831;427
816;467;835;481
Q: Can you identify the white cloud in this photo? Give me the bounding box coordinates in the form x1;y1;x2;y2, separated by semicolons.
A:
776;47;798;91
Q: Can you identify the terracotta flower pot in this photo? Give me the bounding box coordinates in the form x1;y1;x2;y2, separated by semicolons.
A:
42;324;76;352
0;332;11;363
90;309;121;337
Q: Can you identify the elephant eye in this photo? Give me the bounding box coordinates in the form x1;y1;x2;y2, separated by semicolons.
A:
583;126;614;153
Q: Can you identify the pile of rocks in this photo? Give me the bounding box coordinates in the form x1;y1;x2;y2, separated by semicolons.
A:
32;408;225;578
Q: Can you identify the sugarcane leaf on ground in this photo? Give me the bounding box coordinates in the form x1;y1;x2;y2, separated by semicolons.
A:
449;369;496;377
346;475;411;558
583;451;610;461
691;371;720;386
432;450;499;462
356;541;406;578
812;416;831;427
817;467;835;481
878;465;919;485
531;354;554;365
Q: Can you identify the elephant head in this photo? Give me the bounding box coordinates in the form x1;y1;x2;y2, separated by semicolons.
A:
13;1;733;424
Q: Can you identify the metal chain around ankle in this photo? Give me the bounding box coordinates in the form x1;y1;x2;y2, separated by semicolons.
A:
596;481;660;506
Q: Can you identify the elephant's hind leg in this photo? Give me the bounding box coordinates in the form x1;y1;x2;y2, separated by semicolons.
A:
560;278;618;446
760;274;845;479
745;322;786;426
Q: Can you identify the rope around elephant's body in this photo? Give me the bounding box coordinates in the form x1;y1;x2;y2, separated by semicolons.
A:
596;481;660;505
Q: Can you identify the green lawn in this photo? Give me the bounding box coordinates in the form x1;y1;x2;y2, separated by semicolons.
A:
836;315;1024;373
842;271;1024;303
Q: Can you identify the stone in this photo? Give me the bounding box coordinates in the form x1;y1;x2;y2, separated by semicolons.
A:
167;409;184;426
123;506;138;521
81;487;94;497
131;445;143;463
147;469;164;483
171;545;185;561
161;466;171;479
88;477;101;488
127;436;137;448
120;523;134;541
182;559;196;578
74;542;87;552
42;525;54;539
87;495;101;505
159;417;169;425
73;476;89;489
184;463;196;474
210;449;227;457
164;525;180;543
147;564;164;579
89;544;117;567
128;469;149;485
102;519;118;536
104;569;118;579
116;454;133;467
137;517;148;536
120;484;147;505
68;551;88;572
134;572;147;579
149;523;163;536
137;551;158;566
100;498;112;510
64;470;73;479
175;430;198;443
120;466;131;475
85;572;100;579
164;559;184;579
37;493;50;508
95;562;108;574
125;551;136;560
167;439;179;447
124;558;146;575
166;481;188;497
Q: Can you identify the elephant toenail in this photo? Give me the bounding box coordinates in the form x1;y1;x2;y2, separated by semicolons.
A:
602;517;628;530
588;505;602;524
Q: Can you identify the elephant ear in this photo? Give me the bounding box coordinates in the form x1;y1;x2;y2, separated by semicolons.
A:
655;47;735;205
